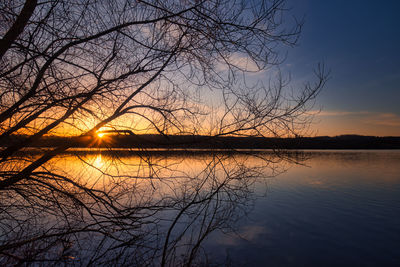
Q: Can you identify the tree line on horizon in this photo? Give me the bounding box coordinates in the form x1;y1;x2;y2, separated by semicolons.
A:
2;134;399;149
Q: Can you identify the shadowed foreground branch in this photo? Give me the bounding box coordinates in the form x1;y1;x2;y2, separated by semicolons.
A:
1;0;326;265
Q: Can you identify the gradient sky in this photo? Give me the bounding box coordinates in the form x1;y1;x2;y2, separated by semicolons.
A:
285;0;400;136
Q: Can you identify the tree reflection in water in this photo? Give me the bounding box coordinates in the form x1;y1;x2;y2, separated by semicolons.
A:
0;150;303;266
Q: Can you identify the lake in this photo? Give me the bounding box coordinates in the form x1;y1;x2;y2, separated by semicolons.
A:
204;150;400;266
1;150;399;266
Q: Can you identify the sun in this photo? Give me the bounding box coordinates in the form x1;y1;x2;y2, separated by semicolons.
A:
97;132;105;138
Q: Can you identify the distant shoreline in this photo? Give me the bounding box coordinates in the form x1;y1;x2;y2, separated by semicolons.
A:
2;134;400;150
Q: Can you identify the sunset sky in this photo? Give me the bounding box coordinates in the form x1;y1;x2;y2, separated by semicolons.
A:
6;0;399;138
286;0;400;136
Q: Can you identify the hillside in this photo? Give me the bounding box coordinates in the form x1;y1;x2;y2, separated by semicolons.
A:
2;134;400;149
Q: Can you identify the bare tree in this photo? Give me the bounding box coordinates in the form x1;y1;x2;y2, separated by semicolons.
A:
0;0;326;265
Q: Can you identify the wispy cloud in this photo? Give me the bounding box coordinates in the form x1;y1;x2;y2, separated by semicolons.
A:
316;110;371;116
314;110;400;127
216;53;261;72
363;113;400;127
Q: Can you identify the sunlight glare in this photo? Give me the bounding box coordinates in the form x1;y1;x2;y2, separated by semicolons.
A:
93;154;104;168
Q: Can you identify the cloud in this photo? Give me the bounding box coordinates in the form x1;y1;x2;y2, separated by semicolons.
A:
363;113;400;127
316;110;371;116
216;53;261;72
314;110;400;127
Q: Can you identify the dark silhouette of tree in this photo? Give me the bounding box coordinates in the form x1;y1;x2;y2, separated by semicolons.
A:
0;0;326;265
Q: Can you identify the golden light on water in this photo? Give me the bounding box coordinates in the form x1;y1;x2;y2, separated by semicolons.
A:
93;154;104;169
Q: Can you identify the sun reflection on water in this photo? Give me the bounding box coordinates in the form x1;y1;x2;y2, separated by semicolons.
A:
93;154;104;169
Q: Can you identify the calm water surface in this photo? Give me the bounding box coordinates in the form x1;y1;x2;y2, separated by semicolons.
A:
2;150;399;266
204;150;400;266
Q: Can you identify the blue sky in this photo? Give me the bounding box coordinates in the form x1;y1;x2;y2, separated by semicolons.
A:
285;0;400;136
